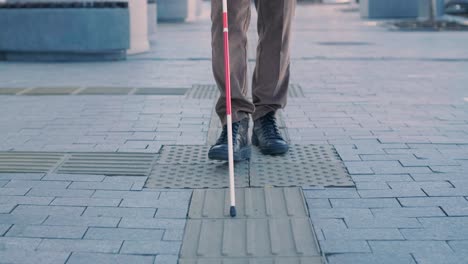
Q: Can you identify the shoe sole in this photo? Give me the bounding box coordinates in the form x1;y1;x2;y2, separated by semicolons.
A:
208;146;251;161
252;133;289;155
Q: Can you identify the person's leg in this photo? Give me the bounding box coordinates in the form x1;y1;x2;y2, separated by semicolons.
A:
209;0;253;161
251;0;296;155
211;0;254;125
252;0;296;121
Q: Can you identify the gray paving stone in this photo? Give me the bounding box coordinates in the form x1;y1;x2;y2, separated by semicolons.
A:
303;189;359;199
67;252;154;264
154;255;178;264
306;199;332;209
120;197;189;209
371;207;445;218
121;240;181;254
42;173;105;182
0;195;53;205
92;190;161;199
327;253;416;264
330;198;400;208
413;253;468;264
319;240;371;253
5;180;70;189
0;249;70;264
118;218;186;229
355;181;390;190
37;238;122;253
27;188;95;198
163;229;185;241
6;225;87;239
398;197;468;207
51;197;121;207
448;240;468;254
309;208;373;219
0;187;30;195
351;174;413;182
0;237;42;251
44;215;120;227
0;224;12;236
0;214;47;225
69;181;134;190
83;206;156;218
155;208;188;218
443;207;468;216
0;173;45;180
0;204;16;213
84;227;164;241
358;187;427;198
12;205;85;216
322;227;403;240
369;241;454;255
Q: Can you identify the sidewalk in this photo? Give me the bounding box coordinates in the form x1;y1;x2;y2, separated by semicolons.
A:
1;2;468;264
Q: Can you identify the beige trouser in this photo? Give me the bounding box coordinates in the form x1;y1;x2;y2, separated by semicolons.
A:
211;0;296;125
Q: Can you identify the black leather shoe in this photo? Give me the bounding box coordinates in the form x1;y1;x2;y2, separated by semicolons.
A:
252;111;289;155
208;118;251;161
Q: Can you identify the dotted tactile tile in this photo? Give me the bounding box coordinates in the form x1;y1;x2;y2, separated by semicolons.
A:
156;145;223;165
251;144;341;164
55;152;157;176
250;162;353;188
185;84;219;100
146;163;249;189
189;187;309;219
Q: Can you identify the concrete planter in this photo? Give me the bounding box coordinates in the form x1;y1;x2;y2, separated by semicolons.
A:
0;2;130;61
360;0;419;19
157;0;199;22
127;0;149;54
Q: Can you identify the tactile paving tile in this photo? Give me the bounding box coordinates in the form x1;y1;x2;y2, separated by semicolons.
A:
181;218;320;258
179;257;323;264
250;162;352;188
77;87;133;95
251;145;340;164
55;152;157;176
185;84;219;100
0;88;27;95
189;188;309;219
146;163;249;189
156;145;223;165
23;87;80;95
133;87;188;95
0;152;64;173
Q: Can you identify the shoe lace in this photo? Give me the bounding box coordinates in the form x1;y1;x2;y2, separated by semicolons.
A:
260;112;282;139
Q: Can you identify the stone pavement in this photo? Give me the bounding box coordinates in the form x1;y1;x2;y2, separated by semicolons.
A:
1;2;468;264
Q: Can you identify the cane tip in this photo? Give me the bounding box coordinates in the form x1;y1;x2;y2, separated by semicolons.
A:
230;206;236;217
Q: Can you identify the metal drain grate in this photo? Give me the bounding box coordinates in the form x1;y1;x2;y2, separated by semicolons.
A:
147;163;249;189
0;152;64;173
55;153;157;176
